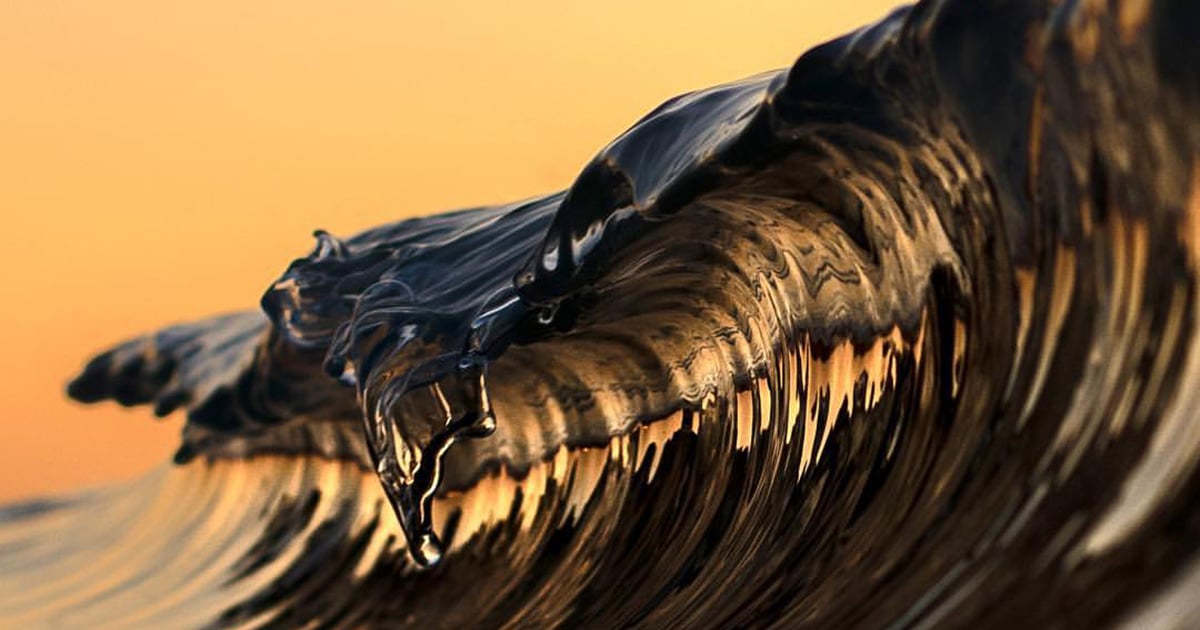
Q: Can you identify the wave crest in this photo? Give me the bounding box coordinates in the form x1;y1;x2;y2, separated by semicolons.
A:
8;0;1200;627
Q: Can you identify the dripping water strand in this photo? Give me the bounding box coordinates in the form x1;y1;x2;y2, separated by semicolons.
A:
366;355;496;567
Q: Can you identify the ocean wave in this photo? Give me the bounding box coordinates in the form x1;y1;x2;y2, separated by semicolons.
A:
5;0;1200;627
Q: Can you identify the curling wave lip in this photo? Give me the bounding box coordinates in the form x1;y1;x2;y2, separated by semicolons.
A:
5;0;1200;627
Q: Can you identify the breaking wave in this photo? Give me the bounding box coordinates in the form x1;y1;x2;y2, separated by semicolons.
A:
4;0;1200;627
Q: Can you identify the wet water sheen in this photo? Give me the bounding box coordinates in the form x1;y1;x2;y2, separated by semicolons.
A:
6;0;1200;627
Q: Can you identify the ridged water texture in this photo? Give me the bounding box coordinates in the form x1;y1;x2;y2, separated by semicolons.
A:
5;0;1200;627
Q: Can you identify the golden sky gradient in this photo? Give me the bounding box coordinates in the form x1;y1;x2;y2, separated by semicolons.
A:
0;0;900;501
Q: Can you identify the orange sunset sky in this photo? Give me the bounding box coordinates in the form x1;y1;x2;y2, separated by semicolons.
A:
0;0;901;501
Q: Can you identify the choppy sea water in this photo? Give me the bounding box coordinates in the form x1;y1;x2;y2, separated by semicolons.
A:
3;0;1200;627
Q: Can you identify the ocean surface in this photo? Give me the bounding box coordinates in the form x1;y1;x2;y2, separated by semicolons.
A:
3;0;1200;627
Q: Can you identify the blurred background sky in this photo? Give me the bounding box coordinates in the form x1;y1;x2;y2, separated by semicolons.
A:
0;0;900;501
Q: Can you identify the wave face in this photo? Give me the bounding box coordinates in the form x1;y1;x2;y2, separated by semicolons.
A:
6;0;1200;627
